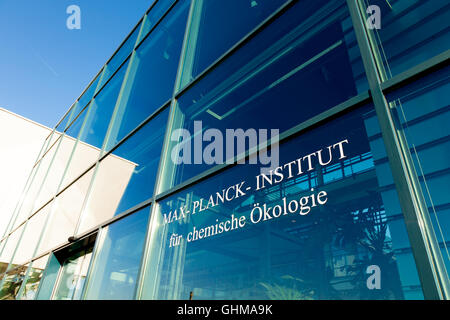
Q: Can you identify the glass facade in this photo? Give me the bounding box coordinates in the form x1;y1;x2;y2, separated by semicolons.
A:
0;0;448;300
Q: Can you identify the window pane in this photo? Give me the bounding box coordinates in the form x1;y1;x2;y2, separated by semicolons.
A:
52;245;93;300
141;105;424;300
13;140;59;229
66;106;88;140
79;59;129;150
0;264;27;300
84;207;150;300
35;253;60;300
77;109;168;235
11;204;49;266
36;168;95;257
0;226;23;273
137;0;176;47
99;21;142;89
386;66;450;273
71;73;102;122
18;255;49;300
105;0;190;151
161;0;367;191
361;0;450;78
55;103;76;133
60;105;101;191
32;134;77;212
0;240;7;274
179;0;288;87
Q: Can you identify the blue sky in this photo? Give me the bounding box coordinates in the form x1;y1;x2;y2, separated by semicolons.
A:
0;0;153;128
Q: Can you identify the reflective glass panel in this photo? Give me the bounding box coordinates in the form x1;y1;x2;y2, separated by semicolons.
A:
35;253;60;300
142;105;424;300
179;0;288;87
71;73;102;122
32;134;77;212
37;168;95;257
161;0;367;191
137;0;176;46
83;207;150;300
13;140;59;229
65;103;89;140
55;103;76;134
0;240;7;274
0;226;23;273
79;59;129;150
99;21;142;89
10;204;48;267
18;255;49;300
77;109;168;235
52;244;94;300
386;66;450;273
105;0;190;151
59;106;101;191
361;0;450;78
0;264;27;300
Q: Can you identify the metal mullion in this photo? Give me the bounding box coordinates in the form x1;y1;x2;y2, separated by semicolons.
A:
347;0;449;299
133;203;156;300
136;203;161;299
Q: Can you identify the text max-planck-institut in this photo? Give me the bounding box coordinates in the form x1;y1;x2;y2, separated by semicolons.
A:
0;0;449;300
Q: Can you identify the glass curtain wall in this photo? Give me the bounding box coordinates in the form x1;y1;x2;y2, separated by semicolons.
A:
0;0;449;300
